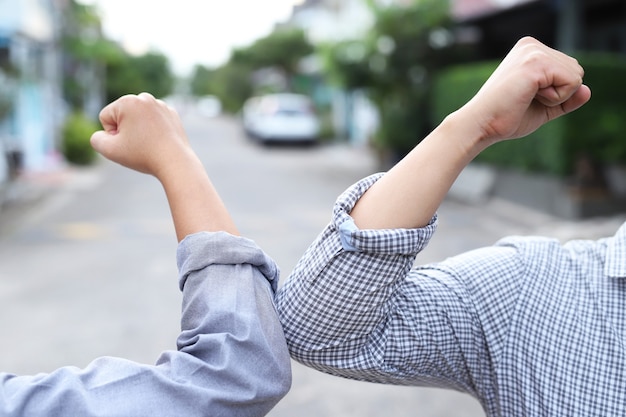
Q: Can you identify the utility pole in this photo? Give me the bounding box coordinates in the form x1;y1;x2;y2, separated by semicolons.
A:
555;0;584;53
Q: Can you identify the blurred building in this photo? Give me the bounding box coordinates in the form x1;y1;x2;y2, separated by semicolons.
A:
0;0;64;179
287;0;384;147
453;0;626;57
290;0;375;44
288;0;625;148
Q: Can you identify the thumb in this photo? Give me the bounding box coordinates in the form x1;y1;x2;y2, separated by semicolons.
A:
90;129;119;161
89;127;149;174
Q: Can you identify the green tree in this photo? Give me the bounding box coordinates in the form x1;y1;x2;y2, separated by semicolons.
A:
188;62;253;113
323;0;462;158
197;27;315;113
105;51;175;102
0;63;17;123
61;0;122;111
232;28;314;88
208;63;254;113
62;0;174;107
189;65;216;97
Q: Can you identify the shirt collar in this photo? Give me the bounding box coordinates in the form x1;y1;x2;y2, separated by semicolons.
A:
604;222;626;278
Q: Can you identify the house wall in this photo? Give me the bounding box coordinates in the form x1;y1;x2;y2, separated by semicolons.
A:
0;0;63;174
455;0;626;58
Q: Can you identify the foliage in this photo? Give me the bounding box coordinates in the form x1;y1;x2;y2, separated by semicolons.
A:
563;53;626;166
189;65;216;97
105;51;175;102
191;27;314;113
231;28;314;84
189;63;254;113
213;63;255;113
61;113;99;165
432;53;626;177
319;40;375;90
61;0;123;110
0;67;17;122
61;0;173;109
322;0;463;156
317;107;336;142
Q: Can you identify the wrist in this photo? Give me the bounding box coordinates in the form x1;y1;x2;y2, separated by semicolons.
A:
153;146;201;183
439;107;492;161
157;154;239;240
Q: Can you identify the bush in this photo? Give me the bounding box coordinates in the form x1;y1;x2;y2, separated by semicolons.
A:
0;68;17;123
374;94;429;159
317;108;336;142
61;112;99;165
563;53;626;166
431;52;626;177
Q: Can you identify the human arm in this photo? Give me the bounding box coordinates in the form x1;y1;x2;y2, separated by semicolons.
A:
90;93;238;241
0;94;291;416
276;37;591;394
0;233;291;417
275;174;526;402
350;37;591;230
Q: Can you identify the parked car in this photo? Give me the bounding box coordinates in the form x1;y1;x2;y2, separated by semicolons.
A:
242;93;320;145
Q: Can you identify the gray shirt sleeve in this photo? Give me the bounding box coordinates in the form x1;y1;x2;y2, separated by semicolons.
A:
0;231;291;417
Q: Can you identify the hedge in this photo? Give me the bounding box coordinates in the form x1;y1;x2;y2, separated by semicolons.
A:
61;112;99;165
431;53;626;177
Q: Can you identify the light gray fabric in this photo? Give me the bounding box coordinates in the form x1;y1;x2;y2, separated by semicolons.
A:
0;232;291;417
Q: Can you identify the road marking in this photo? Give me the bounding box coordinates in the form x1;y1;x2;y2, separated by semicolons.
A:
53;223;112;240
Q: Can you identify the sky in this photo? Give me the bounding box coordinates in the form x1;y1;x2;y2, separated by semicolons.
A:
81;0;304;76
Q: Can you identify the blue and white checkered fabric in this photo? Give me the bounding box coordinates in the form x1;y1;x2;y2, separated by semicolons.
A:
275;173;626;416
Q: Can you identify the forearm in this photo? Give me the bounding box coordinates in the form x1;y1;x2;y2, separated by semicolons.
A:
350;104;488;230
350;38;591;231
157;152;239;241
90;94;238;242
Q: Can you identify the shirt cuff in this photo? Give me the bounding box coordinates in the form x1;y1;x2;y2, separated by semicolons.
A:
333;173;438;255
176;231;280;293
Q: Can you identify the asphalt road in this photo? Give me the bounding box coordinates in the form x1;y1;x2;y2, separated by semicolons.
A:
2;109;623;416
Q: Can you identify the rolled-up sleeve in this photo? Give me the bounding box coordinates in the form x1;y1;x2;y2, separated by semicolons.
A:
0;232;291;417
275;173;437;383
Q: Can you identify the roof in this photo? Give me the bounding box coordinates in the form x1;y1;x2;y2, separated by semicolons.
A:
452;0;540;20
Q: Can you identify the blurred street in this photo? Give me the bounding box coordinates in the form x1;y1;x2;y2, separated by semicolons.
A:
1;108;625;416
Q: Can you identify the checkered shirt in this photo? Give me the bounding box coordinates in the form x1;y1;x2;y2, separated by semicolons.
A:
275;173;626;417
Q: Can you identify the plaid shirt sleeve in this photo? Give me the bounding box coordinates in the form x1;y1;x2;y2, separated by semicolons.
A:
276;173;493;394
276;173;626;415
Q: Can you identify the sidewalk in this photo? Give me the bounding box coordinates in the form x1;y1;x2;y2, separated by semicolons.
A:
0;164;103;238
449;164;626;242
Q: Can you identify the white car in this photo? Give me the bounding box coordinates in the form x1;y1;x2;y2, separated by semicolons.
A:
242;93;320;144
